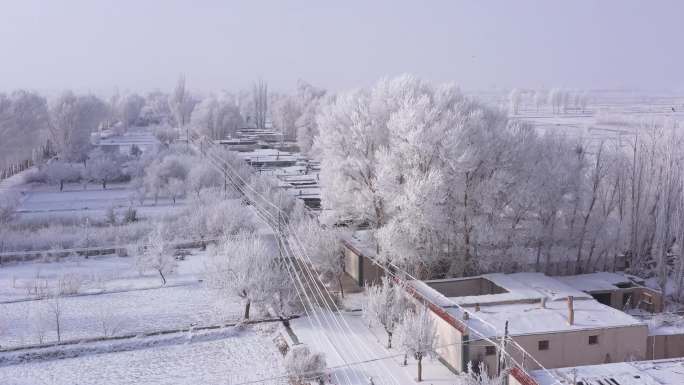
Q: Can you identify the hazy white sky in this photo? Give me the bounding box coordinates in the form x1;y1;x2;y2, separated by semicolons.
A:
1;0;682;94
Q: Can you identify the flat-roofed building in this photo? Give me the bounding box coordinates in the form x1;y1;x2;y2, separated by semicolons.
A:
406;273;649;377
510;358;684;385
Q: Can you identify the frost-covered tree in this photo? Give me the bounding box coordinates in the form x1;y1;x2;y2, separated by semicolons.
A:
271;94;301;141
548;88;562;114
293;216;346;296
191;94;243;139
168;75;196;128
284;345;327;385
205;232;279;319
49;92;108;162
508;88;522;115
143;153;190;204
140;91;173;125
83;148;122;189
364;276;410;348
533;90;546;112
44;160;80;191
317;79;393;230
0;90;49;171
153;124;179;147
396;307;437;382
166;177;186;204
138;224;177;285
117;93;145;128
188;163;222;197
295;80;326;155
253;79;268;130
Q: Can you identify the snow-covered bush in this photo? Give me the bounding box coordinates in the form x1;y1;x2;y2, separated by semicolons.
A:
456;362;505;385
153;125;179;147
82;148;124;189
44;160;81;191
284;345;327;385
58;273;83;295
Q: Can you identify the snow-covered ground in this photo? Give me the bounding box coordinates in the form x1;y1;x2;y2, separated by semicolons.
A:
291;311;458;385
0;251;247;348
0;327;286;385
0;251;207;302
17;182;187;222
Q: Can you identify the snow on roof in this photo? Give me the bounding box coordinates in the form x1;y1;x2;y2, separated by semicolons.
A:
343;230;378;259
530;358;684;385
558;272;643;292
427;273;592;306
639;313;684;336
457;296;644;339
408;273;643;338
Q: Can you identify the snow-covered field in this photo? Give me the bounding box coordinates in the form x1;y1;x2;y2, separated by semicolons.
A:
0;327;286;385
0;252;247;348
0;252;206;302
17;182;187;222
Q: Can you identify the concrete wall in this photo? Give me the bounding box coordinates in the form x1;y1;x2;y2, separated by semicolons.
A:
344;247;360;283
425;305;465;373
342;243;384;287
647;334;684;360
589;287;663;313
469;325;648;377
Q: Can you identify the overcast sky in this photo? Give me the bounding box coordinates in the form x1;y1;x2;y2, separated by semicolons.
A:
1;0;682;95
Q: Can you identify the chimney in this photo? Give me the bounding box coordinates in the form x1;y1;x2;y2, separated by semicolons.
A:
567;296;574;325
540;296;547;309
475;303;480;312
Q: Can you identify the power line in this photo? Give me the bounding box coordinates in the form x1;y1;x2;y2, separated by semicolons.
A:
192;132;564;385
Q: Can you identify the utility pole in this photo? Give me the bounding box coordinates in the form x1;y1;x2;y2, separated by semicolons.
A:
497;320;509;376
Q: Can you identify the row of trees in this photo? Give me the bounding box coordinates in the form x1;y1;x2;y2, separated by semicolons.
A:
509;88;590;115
316;75;683;300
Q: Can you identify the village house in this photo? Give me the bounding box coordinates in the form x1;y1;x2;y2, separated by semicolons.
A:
558;272;663;313
509;357;684;385
406;273;652;377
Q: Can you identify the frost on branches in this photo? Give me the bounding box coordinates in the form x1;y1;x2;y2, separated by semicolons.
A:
396;307;437;382
137;224;177;285
292;216;347;297
363;276;410;349
284;345;327;385
205;232;296;320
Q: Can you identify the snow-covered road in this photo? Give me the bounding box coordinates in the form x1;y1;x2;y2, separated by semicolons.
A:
291;311;457;385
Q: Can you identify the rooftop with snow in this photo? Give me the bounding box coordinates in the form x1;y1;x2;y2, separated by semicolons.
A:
409;272;646;339
529;358;684;385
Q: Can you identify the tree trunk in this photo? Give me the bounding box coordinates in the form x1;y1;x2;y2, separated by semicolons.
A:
338;275;344;298
417;355;423;382
244;300;251;320
59;180;64;192
102;179;107;189
158;270;167;285
387;331;392;349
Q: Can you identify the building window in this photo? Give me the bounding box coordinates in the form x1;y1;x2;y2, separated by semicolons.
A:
538;340;549;351
589;335;599;345
485;346;496;356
